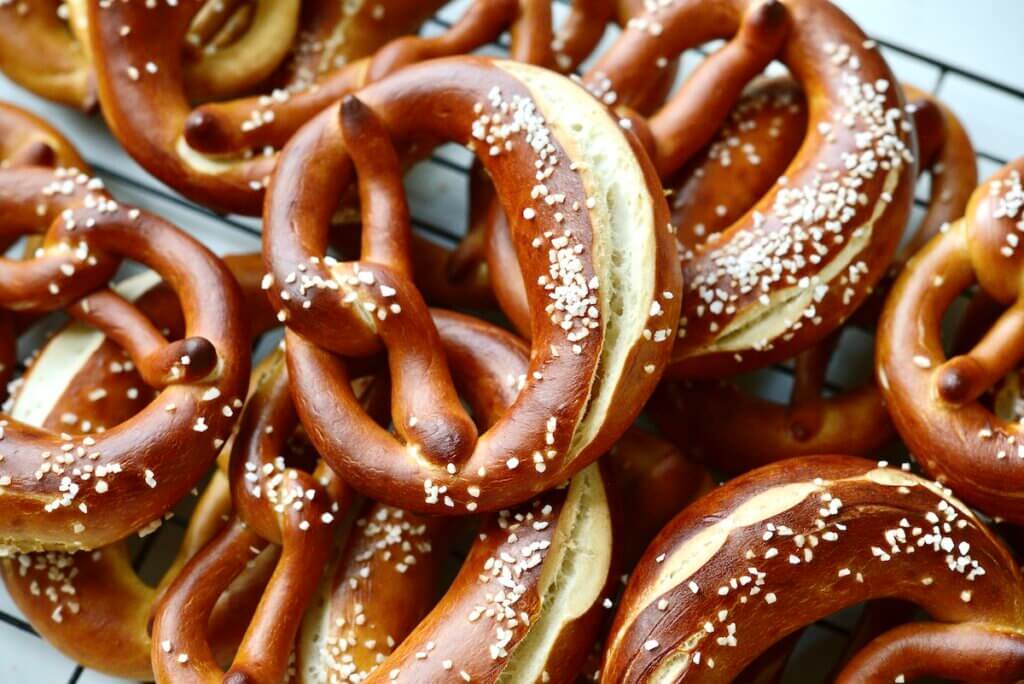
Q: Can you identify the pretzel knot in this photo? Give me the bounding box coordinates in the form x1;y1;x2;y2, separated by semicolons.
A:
263;56;679;514
603;455;1024;682
0;182;249;551
878;158;1024;522
577;0;917;376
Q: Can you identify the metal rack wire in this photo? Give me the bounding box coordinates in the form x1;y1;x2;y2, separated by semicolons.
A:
0;1;1021;681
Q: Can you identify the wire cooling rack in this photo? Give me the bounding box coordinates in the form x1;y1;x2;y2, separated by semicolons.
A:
0;0;1022;681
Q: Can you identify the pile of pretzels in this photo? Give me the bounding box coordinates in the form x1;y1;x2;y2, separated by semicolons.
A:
0;1;1022;682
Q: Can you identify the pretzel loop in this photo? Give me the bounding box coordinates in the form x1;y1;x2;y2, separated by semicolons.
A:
0;202;249;552
835;623;1024;683
265;56;679;514
0;167;121;311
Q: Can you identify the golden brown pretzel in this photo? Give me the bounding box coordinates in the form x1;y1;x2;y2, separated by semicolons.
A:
151;349;339;684
264;56;680;514
650;82;977;471
0;175;249;551
580;0;916;376
602;455;1024;682
0;261;281;678
0;102;87;169
0;0;307;109
877;157;1024;522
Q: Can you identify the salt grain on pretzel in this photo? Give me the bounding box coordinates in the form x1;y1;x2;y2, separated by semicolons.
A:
264;56;680;514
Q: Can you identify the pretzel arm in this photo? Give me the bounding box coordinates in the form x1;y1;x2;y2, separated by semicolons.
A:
68;290;218;387
835;623;1024;683
649;0;790;176
937;302;1024;404
341;96;413;280
551;0;615;71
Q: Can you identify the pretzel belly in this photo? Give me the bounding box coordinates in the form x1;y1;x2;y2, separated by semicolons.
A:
603;456;1024;682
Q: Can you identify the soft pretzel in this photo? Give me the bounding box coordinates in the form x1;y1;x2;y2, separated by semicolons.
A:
151;349;339;684
264;56;679;514
0;262;279;677
877;157;1024;522
579;0;916;376
602;454;1024;682
0;102;87;169
0;0;305;109
0;171;249;551
652;82;977;471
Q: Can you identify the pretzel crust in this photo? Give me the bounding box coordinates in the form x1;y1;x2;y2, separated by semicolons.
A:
603;455;1024;682
266;57;680;515
0;0;95;109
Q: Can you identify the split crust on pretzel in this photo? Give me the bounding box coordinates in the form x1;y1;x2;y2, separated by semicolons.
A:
265;56;680;515
582;0;916;376
0;171;249;551
602;454;1024;683
0;264;276;678
651;80;977;470
878;158;1024;522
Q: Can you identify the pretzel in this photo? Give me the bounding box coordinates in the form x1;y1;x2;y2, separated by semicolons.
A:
577;0;917;377
877;157;1024;522
0;102;87;170
651;81;977;471
151;349;340;684
0;257;283;677
264;56;679;514
0;175;249;551
332;305;614;682
602;454;1024;682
